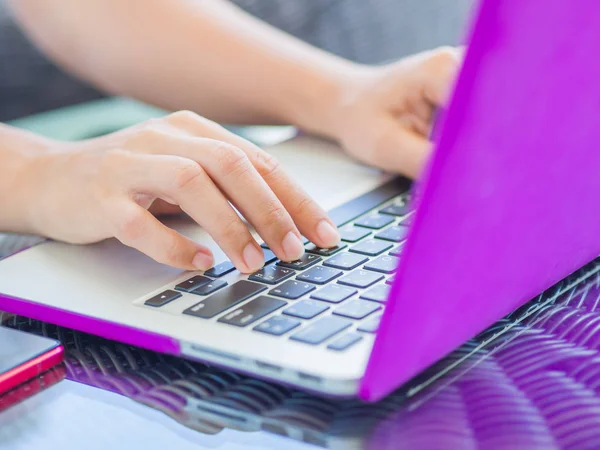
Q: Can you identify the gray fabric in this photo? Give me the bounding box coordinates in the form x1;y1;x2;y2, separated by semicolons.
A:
0;3;104;122
231;0;474;63
0;0;473;121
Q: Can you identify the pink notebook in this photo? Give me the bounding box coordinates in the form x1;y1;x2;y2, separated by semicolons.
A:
361;0;600;401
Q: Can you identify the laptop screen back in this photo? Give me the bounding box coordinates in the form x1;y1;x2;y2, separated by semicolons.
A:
361;0;600;401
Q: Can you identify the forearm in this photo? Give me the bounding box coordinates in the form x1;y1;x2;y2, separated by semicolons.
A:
9;0;363;134
0;124;49;233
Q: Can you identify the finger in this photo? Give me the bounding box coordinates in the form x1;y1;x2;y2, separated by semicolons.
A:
395;109;431;137
420;46;462;106
120;153;265;273
246;147;341;249
405;99;434;125
164;113;340;249
371;117;431;178
132;129;309;261
192;140;308;262
111;201;214;271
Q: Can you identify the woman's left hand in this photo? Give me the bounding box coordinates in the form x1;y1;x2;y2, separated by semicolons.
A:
310;47;462;178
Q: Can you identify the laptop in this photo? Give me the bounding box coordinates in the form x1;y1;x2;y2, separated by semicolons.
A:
2;0;600;402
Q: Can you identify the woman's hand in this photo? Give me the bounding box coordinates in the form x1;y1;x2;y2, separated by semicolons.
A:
308;47;462;178
18;112;340;273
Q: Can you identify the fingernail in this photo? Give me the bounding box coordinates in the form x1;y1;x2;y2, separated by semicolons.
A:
193;252;214;270
243;243;264;272
316;220;340;247
282;231;305;261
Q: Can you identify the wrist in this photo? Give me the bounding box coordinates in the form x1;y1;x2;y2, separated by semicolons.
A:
278;60;372;139
0;129;55;234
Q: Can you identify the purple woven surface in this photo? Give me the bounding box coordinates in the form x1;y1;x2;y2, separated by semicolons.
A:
4;260;600;449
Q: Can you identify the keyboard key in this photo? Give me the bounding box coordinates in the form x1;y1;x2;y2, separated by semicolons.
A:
327;333;363;351
263;249;277;265
144;290;182;307
290;316;352;345
296;265;342;285
270;280;316;300
399;213;414;225
339;227;371;243
191;279;228;295
262;237;309;249
249;265;295;285
283;299;329;319
349;239;393;257
379;203;411;216
277;253;321;270
338;270;384;289
323;252;368;271
334;299;381;320
218;296;286;327
204;261;236;278
389;244;404;257
364;255;400;274
386;277;396;285
357;315;382;333
254;316;301;336
305;243;347;257
183;280;266;319
374;225;409;243
176;275;212;293
354;214;395;230
311;285;357;303
360;284;390;303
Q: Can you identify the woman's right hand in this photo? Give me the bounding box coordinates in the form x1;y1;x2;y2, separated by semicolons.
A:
17;111;340;273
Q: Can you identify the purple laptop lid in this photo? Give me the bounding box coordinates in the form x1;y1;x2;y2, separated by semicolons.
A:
361;0;600;401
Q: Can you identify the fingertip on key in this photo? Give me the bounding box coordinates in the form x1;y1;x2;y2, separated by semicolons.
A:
243;243;265;273
193;251;214;271
316;220;341;248
281;231;305;261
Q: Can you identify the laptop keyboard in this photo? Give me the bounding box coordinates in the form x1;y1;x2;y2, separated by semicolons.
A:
141;193;412;352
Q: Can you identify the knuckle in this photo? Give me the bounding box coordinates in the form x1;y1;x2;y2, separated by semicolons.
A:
139;126;163;141
428;46;459;69
263;201;288;227
253;150;282;180
172;161;206;191
125;125;163;149
294;195;316;218
141;117;163;129
165;110;217;129
220;216;245;239
166;110;201;124
213;142;250;175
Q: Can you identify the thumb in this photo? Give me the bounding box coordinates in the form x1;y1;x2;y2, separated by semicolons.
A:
421;46;463;106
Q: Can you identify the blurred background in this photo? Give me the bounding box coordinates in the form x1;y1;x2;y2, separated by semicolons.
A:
0;0;473;122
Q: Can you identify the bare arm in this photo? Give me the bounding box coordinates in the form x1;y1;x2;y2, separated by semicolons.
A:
8;0;356;135
0;124;50;233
